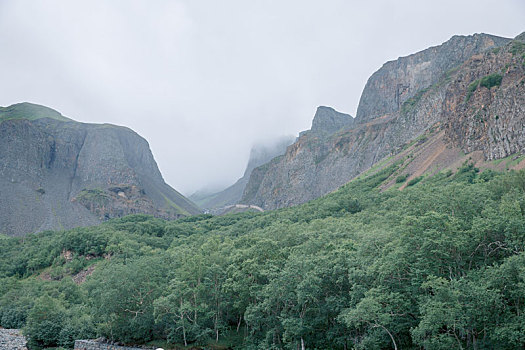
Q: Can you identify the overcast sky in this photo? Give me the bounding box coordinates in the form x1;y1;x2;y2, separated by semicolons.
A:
0;1;523;195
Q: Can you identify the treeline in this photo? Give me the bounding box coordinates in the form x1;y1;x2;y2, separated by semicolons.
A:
0;163;524;349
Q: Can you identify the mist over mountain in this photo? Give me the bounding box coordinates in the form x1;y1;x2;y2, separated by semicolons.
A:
1;27;525;350
190;135;294;211
239;32;525;210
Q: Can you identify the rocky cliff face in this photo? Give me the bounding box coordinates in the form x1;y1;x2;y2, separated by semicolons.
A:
443;40;525;159
0;103;201;236
190;135;294;210
309;106;354;135
356;33;510;122
240;106;360;208
241;32;520;210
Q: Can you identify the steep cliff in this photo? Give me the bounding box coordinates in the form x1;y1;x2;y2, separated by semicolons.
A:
241;32;519;210
355;33;510;122
240;106;357;208
190;135;294;210
0;103;201;236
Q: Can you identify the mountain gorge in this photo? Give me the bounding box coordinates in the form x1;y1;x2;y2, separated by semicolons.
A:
190;135;294;212
241;32;525;210
1;30;525;350
0;103;200;236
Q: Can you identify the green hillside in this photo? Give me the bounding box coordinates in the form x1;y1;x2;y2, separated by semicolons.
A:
0;102;71;123
0;163;524;349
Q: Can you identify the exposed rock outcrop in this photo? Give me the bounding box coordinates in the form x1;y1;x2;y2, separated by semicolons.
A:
0;103;201;236
241;32;521;210
0;328;27;350
356;33;510;122
190;135;294;210
310;106;354;135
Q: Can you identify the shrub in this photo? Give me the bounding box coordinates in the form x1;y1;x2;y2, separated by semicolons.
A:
57;313;96;348
479;73;503;89
0;306;26;328
466;74;503;102
24;296;65;349
509;41;525;55
466;79;480;101
401;88;428;115
407;176;423;187
396;174;409;183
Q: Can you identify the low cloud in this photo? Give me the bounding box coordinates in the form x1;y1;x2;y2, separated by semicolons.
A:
0;0;523;194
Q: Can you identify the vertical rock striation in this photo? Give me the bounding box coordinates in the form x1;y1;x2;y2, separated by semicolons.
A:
0;103;201;236
241;32;519;210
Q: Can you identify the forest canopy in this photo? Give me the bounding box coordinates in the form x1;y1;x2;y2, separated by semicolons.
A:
1;163;524;349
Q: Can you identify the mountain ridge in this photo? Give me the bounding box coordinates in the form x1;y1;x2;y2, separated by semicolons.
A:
240;32;522;210
0;102;201;236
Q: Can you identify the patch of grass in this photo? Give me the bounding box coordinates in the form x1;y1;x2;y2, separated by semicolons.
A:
401;87;428;115
510;41;525;56
466;79;480;102
0;103;70;123
466;73;503;102
507;154;525;168
356;155;395;180
492;154;514;166
76;189;110;205
162;194;190;216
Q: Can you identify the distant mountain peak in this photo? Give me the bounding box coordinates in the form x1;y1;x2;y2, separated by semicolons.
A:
515;31;525;42
190;135;294;211
310;106;353;135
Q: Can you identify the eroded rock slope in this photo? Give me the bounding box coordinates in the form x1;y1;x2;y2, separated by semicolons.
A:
0;103;200;236
241;32;524;210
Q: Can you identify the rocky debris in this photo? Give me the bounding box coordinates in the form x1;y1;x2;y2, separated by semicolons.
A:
74;339;154;350
71;185;177;221
72;264;96;285
211;204;264;215
62;249;74;262
0;103;201;236
0;328;27;350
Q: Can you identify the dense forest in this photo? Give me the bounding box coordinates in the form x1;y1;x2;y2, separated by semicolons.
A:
1;162;524;349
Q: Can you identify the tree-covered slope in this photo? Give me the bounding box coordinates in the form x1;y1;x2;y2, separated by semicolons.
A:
1;163;524;349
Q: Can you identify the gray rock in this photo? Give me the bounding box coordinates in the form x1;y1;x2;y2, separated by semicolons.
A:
310;106;354;135
0;103;201;236
240;32;519;210
356;33;510;123
0;328;27;350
